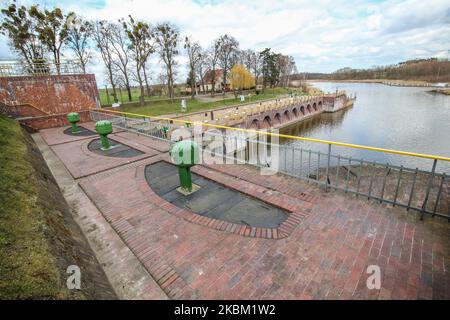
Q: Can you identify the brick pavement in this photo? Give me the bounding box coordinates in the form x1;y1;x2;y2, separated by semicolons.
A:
41;123;450;299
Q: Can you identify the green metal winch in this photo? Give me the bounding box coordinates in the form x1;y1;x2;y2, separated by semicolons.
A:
170;140;200;194
67;112;81;134
95;120;113;150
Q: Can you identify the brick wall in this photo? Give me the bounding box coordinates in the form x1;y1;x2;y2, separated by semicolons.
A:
0;74;99;115
19;110;91;131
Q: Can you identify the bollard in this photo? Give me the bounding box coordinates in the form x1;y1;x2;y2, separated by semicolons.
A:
95;120;113;150
170;140;200;194
67;112;81;134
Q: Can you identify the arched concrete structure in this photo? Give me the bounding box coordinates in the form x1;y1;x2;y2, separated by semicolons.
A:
250;119;259;129
283;110;290;122
274;113;282;125
300;106;305;115
244;95;326;129
261;116;272;129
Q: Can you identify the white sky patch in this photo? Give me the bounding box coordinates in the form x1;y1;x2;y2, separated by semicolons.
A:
0;0;449;86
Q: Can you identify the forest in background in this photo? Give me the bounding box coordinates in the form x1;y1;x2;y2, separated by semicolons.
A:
293;58;450;83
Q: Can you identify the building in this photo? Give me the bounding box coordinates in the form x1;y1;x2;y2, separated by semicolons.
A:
200;69;231;93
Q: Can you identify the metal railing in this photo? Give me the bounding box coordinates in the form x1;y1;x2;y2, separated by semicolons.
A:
90;109;450;220
0;60;84;77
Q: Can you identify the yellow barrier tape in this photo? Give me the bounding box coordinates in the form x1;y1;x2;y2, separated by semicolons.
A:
95;108;450;162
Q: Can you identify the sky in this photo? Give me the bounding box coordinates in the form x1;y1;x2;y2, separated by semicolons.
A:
1;0;449;86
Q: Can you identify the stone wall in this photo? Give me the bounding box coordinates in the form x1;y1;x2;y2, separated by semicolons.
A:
0;74;99;115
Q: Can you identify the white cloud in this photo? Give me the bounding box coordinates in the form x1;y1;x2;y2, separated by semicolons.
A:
1;0;449;84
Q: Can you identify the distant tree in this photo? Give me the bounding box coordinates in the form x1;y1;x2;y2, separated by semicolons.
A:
277;54;297;87
65;13;92;74
207;40;221;96
195;48;208;93
110;21;132;101
0;1;45;70
229;64;255;94
184;36;202;98
91;20;118;103
29;5;69;74
217;34;239;94
260;48;279;89
154;22;179;99
122;15;154;106
248;50;262;85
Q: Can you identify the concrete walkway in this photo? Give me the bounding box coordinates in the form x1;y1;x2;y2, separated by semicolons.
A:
33;132;168;300
37;123;450;300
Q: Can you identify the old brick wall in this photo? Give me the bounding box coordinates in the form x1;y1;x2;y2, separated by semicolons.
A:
0;74;99;115
19;110;91;131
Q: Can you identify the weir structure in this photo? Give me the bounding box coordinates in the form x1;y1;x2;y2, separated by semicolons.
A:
172;92;353;130
90;108;450;221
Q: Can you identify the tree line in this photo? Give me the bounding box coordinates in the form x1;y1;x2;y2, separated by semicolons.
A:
293;58;450;83
1;1;297;105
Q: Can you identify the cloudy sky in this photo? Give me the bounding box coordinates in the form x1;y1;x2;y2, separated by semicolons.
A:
1;0;449;85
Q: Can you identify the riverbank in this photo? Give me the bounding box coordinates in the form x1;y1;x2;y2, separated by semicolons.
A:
429;88;450;95
308;79;448;88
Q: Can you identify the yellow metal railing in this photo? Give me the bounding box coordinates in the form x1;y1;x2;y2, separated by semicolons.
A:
95;108;450;162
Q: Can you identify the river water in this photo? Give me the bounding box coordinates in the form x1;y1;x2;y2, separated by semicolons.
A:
279;82;450;173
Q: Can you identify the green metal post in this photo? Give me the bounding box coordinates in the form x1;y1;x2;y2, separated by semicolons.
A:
178;166;193;191
99;134;111;150
95;120;113;151
67;112;81;134
71;122;80;134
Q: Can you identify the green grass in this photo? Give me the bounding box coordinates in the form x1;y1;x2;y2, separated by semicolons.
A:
0;114;68;299
98;86;185;105
115;87;303;117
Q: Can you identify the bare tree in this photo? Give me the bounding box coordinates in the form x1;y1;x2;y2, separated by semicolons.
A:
217;34;239;94
65;13;92;74
207;40;221;96
111;21;132;102
92;20;118;103
184;36;202;98
154;22;179;99
195;49;208;94
122;15;154;106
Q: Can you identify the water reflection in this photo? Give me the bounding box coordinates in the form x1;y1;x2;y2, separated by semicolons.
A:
278;82;450;173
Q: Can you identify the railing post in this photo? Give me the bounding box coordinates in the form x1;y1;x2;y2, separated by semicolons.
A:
421;159;437;220
433;173;445;217
325;144;331;191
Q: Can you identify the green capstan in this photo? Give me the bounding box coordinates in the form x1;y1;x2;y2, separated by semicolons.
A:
170;140;200;194
95;120;113;150
67;112;81;134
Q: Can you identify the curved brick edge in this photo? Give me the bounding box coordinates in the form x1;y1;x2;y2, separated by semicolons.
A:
136;160;309;239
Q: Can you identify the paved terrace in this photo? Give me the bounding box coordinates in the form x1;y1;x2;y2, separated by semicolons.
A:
37;123;449;300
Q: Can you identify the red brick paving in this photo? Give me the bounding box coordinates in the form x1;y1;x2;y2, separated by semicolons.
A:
51;132;159;179
44;123;450;299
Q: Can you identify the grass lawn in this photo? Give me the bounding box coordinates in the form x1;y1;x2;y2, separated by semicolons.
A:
0;114;69;299
115;87;303;117
98;86;186;105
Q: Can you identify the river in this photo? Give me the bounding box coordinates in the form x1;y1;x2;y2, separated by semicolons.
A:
279;82;450;173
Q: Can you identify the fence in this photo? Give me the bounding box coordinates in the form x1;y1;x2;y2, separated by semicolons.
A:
90;109;450;220
0;60;84;77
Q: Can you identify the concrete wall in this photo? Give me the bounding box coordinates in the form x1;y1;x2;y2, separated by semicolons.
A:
0;74;99;115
